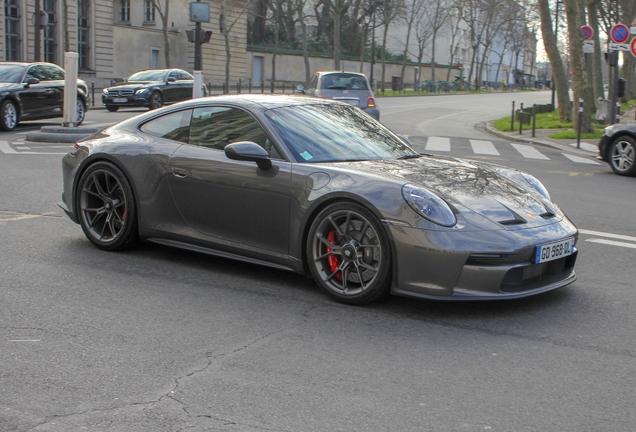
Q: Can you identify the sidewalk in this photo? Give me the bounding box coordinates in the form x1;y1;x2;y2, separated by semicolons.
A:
485;107;636;158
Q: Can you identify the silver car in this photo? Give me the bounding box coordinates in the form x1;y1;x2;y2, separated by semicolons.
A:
299;71;380;120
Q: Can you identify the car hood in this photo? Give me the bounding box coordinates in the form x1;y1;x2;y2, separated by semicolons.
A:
0;82;23;91
108;81;160;91
326;156;563;229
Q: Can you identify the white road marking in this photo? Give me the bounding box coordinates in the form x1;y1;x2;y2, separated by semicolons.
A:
470;140;500;155
586;239;636;249
10;340;40;342
0;141;35;154
426;136;451;151
579;229;636;242
562;154;600;165
569;142;598;152
511;143;550;160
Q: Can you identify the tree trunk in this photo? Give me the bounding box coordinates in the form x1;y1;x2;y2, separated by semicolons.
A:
430;31;437;82
537;0;570;121
400;21;413;83
620;0;636;101
333;7;341;69
586;1;604;103
563;0;594;132
381;24;388;93
161;1;170;68
298;3;310;83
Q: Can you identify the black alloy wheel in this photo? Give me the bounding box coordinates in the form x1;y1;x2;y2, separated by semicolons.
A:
106;105;119;112
0;100;19;131
307;202;391;304
77;162;138;251
609;136;636;176
149;92;163;110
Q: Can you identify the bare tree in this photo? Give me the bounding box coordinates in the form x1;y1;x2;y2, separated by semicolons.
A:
413;6;433;83
422;0;450;82
294;0;312;83
150;0;171;68
398;0;426;83
445;2;465;83
377;0;404;92
220;0;252;88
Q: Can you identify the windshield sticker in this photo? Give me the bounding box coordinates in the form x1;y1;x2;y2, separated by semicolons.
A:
300;151;313;161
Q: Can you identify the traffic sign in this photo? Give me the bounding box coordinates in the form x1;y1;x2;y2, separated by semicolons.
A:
610;42;630;51
631;37;636;57
581;25;594;40
583;40;594;53
610;23;630;43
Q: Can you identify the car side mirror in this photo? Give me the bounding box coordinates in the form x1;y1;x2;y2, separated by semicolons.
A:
296;85;305;94
24;77;40;87
167;77;176;83
225;141;272;170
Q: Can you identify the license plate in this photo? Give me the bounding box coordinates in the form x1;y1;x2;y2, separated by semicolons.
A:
335;98;359;106
535;238;573;264
112;98;127;103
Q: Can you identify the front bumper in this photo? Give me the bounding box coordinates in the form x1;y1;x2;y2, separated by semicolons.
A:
388;219;578;300
102;95;150;107
598;134;611;161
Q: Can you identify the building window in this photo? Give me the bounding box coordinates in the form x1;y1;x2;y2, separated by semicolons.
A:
5;0;21;61
120;0;130;21
43;0;57;64
144;0;156;22
78;0;90;69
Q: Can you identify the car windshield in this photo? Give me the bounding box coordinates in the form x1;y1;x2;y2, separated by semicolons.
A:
127;70;168;82
320;73;369;90
265;103;418;163
0;64;27;83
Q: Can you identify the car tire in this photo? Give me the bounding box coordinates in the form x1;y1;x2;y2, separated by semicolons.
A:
149;92;163;110
77;162;139;251
76;98;86;125
106;105;119;112
609;135;636;176
0;99;19;131
306;202;392;305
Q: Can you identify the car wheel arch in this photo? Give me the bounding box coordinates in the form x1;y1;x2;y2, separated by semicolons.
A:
298;194;392;277
72;155;142;225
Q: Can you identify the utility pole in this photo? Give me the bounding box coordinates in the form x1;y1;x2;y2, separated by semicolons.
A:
34;0;41;61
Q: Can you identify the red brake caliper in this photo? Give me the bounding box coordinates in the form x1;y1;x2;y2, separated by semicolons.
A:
326;230;342;280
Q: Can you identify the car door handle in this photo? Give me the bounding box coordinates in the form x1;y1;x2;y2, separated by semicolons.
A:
172;167;191;178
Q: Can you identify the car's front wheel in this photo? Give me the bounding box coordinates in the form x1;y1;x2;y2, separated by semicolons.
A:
609;136;636;176
77;162;138;251
307;202;392;304
76;98;86;125
105;105;119;112
149;92;163;110
0;99;19;131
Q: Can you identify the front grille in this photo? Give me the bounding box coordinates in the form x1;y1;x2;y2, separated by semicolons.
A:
108;89;134;97
500;253;577;293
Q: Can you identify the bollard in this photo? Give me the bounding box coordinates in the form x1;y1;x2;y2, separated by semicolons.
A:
271;80;274;93
283;82;285;93
248;78;252;94
62;52;79;127
207;82;211;95
519;103;524;134
511;101;515;131
238;79;242;94
91;82;95;107
223;82;226;94
576;99;583;149
532;104;536;137
261;80;264;93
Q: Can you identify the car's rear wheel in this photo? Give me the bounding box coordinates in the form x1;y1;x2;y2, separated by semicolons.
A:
609;136;636;176
76;98;86;125
149;92;163;110
307;202;391;304
105;105;119;112
77;162;138;251
0;100;19;131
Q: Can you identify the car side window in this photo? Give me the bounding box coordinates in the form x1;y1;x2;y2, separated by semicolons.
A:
189;106;275;156
139;109;192;143
178;71;192;80
168;71;179;81
42;64;65;80
25;65;47;82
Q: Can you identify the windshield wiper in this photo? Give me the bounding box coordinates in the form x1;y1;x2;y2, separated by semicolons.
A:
397;154;422;160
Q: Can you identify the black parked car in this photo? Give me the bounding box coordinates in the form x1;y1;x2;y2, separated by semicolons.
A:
0;62;89;131
102;69;202;112
597;123;636;176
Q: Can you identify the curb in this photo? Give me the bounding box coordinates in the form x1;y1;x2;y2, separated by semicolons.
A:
25;126;101;143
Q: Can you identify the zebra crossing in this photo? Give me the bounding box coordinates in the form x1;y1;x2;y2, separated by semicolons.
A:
412;136;600;166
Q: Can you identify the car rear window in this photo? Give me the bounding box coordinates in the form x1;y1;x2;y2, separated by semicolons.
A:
320;73;369;90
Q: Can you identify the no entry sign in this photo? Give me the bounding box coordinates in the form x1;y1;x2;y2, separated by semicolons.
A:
610;23;630;43
581;25;594;40
631;37;636;57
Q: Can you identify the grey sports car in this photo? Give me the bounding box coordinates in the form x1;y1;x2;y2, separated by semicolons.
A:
60;95;578;304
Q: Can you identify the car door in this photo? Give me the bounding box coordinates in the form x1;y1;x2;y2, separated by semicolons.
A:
18;65;53;119
40;64;65;116
163;70;181;103
167;105;291;255
176;70;194;101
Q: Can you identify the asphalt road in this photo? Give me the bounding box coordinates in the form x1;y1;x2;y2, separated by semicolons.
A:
1;93;635;431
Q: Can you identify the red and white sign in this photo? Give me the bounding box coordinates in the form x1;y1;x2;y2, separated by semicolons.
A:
631;37;636;57
610;23;630;43
581;25;594;40
631;18;636;34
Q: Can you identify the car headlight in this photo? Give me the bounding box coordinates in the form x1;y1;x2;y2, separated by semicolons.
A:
402;184;456;227
102;88;108;95
135;88;148;95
